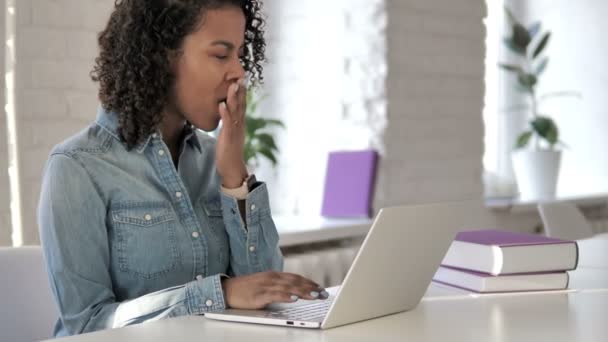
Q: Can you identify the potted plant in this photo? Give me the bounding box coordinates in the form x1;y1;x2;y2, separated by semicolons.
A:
243;90;285;171
499;7;579;200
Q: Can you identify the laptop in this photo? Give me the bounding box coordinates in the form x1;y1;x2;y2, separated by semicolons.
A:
205;200;482;329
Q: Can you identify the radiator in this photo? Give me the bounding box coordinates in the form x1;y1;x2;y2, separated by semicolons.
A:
590;219;608;234
282;243;360;288
583;205;608;234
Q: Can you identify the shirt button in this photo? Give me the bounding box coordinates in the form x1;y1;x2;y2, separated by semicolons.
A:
192;232;200;238
250;204;256;211
175;191;183;198
151;133;158;138
249;245;256;252
158;150;165;156
205;299;214;307
144;214;152;221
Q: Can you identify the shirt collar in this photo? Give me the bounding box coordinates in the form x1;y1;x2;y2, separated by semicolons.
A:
182;124;203;153
95;106;203;154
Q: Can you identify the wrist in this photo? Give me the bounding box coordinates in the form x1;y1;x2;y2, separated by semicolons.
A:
221;167;248;189
221;277;232;307
221;175;247;189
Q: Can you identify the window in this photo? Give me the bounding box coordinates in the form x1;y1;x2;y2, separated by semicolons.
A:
482;0;608;200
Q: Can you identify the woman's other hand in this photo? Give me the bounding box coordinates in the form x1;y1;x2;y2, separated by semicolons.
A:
222;271;330;309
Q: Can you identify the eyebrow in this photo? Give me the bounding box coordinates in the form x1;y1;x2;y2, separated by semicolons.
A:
210;40;244;51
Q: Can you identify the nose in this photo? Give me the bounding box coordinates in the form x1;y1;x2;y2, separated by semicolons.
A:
227;58;246;82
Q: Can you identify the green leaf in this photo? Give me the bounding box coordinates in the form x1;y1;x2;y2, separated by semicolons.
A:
512;23;532;50
503;38;526;56
498;63;523;73
531;116;559;146
535;58;549;76
258;148;278;165
517;72;537;89
256;133;278;151
532;32;551;59
242;92;287;169
516;131;533;149
528;22;541;39
246;116;267;137
243;145;256;164
531;117;552;136
264;119;285;128
545;124;559;145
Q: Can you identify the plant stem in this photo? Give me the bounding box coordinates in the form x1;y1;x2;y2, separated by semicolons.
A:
526;54;540;151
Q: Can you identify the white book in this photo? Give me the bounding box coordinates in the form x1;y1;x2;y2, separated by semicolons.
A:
441;230;578;275
433;266;569;293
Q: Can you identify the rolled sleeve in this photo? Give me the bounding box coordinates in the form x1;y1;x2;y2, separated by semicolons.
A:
185;274;226;314
220;183;283;275
39;154;227;336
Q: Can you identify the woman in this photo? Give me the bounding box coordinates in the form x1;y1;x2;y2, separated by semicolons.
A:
38;0;326;337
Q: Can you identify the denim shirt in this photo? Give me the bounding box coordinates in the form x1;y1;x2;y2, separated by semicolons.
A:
38;108;283;337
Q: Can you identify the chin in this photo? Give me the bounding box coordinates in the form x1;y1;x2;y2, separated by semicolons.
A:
191;116;221;133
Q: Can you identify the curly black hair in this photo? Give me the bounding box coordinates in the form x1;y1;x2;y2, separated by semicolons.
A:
91;0;266;149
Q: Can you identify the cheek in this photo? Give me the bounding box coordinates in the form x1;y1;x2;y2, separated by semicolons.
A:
174;58;222;113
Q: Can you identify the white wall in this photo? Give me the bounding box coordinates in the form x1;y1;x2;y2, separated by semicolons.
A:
257;0;386;216
13;0;113;244
520;0;608;197
0;0;11;246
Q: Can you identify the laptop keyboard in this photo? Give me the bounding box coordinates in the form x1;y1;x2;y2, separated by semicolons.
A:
268;299;334;321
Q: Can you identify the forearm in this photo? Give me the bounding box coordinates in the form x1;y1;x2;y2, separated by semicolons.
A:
50;273;225;336
220;182;283;275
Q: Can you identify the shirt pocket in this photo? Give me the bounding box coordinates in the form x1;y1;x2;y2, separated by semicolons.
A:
111;201;180;279
202;196;225;230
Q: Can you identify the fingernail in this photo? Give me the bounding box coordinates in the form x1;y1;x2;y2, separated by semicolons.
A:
310;291;319;298
220;101;226;110
290;295;299;302
234;82;240;93
320;290;329;298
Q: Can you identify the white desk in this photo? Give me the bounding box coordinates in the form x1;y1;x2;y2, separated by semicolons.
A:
46;267;608;342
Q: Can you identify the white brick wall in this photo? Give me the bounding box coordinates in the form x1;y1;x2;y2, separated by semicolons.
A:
374;0;488;208
0;0;13;246
376;0;539;232
13;0;113;244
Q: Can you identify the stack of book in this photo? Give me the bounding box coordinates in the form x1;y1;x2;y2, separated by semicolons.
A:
433;230;579;293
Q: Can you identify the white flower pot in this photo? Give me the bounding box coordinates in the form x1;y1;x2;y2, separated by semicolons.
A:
512;150;562;200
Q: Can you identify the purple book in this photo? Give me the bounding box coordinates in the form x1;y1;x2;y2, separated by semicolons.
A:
321;150;378;218
441;230;579;275
433;265;570;293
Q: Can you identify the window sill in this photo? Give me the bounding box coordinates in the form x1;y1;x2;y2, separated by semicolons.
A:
485;192;608;214
274;215;372;247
